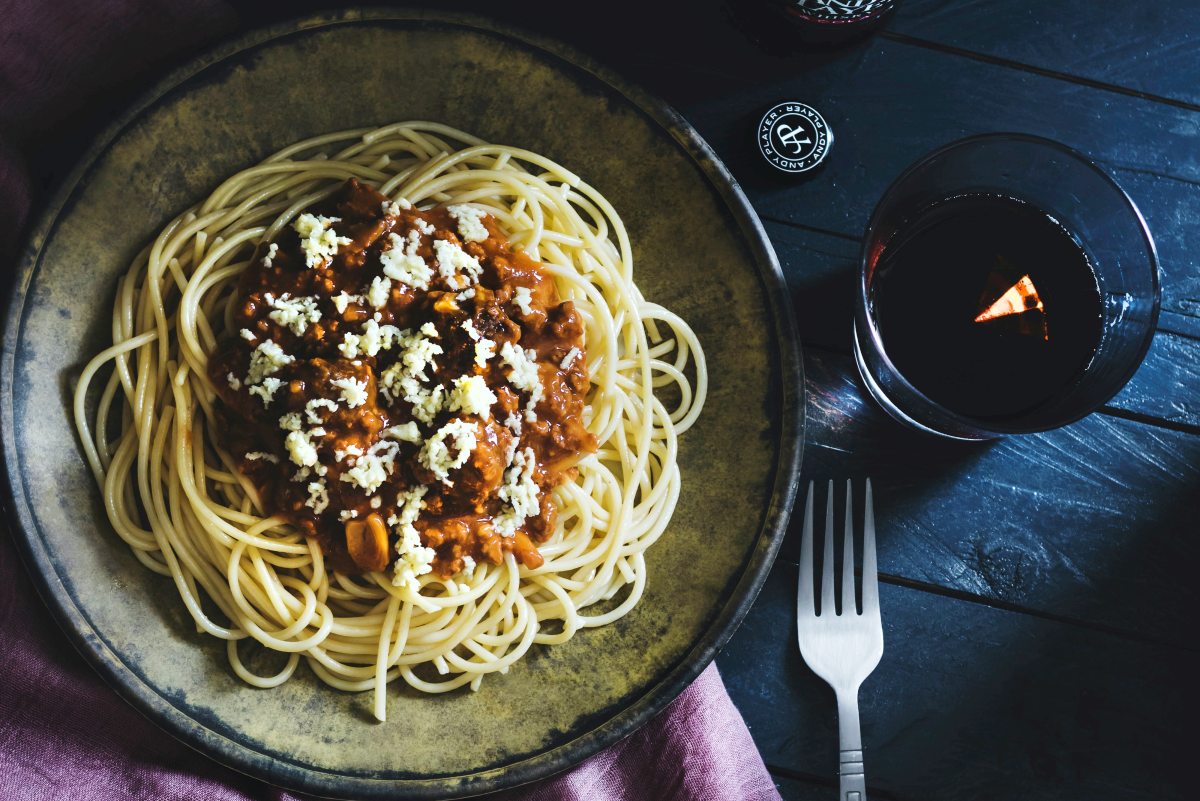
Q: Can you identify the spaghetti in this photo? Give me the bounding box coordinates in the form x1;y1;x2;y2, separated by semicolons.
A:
73;122;706;721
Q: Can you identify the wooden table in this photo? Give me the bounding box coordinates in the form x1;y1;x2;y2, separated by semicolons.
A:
481;2;1196;798
18;2;1197;799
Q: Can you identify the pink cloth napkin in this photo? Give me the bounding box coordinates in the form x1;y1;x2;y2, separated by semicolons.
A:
0;2;782;799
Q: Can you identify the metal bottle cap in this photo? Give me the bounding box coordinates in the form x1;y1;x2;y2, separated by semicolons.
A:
757;102;833;174
782;0;896;23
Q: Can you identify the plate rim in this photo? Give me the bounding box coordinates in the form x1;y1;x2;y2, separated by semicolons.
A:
0;8;804;799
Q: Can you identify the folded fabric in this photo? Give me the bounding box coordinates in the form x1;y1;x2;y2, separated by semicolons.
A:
0;2;781;799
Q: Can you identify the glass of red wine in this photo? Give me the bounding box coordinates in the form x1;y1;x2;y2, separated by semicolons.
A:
854;133;1160;440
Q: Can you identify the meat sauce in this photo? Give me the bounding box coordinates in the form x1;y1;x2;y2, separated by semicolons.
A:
208;178;596;579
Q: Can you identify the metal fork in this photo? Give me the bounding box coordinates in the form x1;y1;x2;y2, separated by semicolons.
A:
797;479;884;801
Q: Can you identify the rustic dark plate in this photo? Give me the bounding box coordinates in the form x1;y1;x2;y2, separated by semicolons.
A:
1;9;802;800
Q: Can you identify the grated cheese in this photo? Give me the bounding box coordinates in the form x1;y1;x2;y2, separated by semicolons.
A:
419;419;477;484
305;481;329;514
366;275;392;309
391;486;434;588
447;204;489;243
447;375;496;419
431;239;483;289
494;447;540;537
499;341;543;421
246;339;294;385
331;376;368;409
261;242;279;268
512;287;534;316
293;213;351;268
379;230;432;289
268;294;322;336
248;376;284;406
383;422;422;443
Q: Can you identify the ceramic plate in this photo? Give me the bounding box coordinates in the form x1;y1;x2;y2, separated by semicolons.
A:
1;10;802;799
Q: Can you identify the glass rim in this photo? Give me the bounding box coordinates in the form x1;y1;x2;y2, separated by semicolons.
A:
857;131;1162;436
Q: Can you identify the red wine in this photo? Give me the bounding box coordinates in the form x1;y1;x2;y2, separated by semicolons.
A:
869;194;1103;420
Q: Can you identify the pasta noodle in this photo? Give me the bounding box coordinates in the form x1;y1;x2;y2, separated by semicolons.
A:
73;121;706;721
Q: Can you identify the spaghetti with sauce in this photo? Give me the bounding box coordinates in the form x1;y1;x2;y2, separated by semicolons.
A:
73;122;705;721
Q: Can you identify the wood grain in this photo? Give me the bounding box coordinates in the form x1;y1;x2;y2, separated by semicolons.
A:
717;562;1196;800
886;0;1200;107
797;346;1200;646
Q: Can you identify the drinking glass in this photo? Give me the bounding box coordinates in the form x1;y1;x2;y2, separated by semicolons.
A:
853;133;1160;440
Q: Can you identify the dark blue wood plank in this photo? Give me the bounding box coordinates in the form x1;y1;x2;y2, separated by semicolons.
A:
766;221;1200;431
795;346;1200;646
633;39;1200;321
886;0;1200;107
716;562;1196;801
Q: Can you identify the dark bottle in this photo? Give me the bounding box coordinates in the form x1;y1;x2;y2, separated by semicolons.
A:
771;0;899;43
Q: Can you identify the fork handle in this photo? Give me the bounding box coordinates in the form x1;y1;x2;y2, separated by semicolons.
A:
836;688;867;801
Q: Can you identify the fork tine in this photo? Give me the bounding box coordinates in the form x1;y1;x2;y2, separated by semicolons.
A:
797;481;815;616
821;480;836;616
861;477;880;614
842;479;857;616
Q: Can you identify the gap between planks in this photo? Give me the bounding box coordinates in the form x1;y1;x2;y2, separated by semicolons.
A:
877;30;1200;115
778;558;1200;655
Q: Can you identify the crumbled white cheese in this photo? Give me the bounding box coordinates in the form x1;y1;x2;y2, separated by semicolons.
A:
339;440;399;495
499;341;543;421
391;485;434;588
474;338;496;368
334;444;364;462
370;496;381;509
378;326;443;398
512;287;534;316
382;198;412;216
245;451;279;464
494;447;540;537
278;412;303;432
447;204;489;243
383;422;423;443
431;239;483;289
419;419;477;484
248;376;284;407
333;292;364;315
293;213;351;268
457;288;476;301
331;376;368;409
226;372;241;391
414;218;434;236
403;379;447;425
305;481;329;514
339;509;359;522
338;318;403;359
268;294;322;336
305;398;339;425
261;242;279;267
461;312;496;367
284;430;319;467
446;375;496;419
460;555;476;577
366;275;392;309
246;339;295;385
560;347;581;370
240;328;256;342
379;230;432;289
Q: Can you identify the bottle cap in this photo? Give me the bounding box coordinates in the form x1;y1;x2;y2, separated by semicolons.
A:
781;0;895;24
757;102;833;174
